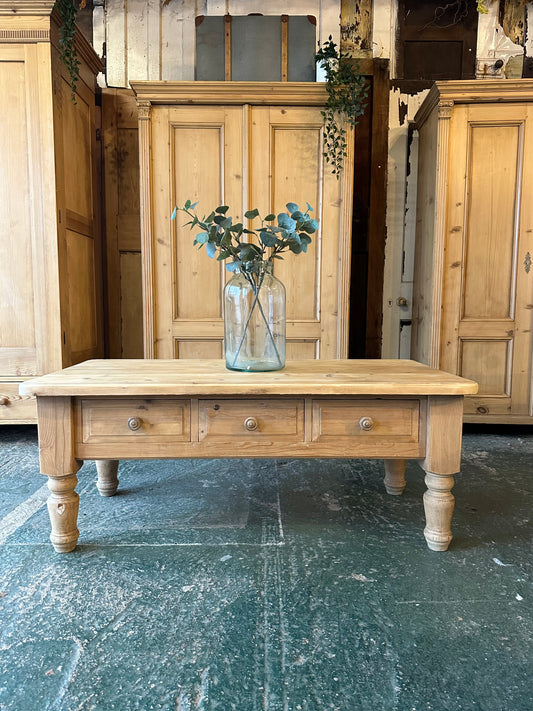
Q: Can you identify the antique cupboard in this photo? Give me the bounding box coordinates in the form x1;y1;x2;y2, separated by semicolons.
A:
411;80;533;423
131;81;354;361
0;2;104;423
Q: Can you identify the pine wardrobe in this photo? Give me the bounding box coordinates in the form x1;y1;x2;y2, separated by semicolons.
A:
131;82;354;362
411;80;533;423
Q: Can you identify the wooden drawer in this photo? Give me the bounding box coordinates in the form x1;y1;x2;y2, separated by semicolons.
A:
312;399;420;443
78;398;191;444
0;382;36;423
199;399;305;442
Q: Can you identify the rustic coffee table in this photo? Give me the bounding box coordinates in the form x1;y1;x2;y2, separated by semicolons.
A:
20;359;477;553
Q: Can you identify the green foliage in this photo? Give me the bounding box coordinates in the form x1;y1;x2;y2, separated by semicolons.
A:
172;201;318;273
54;0;84;103
315;36;369;178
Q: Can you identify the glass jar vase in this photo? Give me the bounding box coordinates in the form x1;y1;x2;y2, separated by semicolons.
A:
224;261;286;371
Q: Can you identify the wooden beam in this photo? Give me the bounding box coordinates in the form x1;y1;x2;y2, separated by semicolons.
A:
224;14;231;81
281;15;288;81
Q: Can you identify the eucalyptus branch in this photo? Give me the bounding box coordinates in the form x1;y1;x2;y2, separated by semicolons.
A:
172;200;318;272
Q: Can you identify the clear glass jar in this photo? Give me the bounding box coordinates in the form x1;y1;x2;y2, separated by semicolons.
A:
224;261;286;371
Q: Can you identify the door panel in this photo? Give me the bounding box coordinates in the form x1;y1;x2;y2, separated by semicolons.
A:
150;106;244;358
442;103;533;417
249;106;353;358
0;48;37;376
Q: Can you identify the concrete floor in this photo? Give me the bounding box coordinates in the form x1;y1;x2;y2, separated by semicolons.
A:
0;425;532;711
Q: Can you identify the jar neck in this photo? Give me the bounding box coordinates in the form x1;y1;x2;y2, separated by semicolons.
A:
238;260;273;276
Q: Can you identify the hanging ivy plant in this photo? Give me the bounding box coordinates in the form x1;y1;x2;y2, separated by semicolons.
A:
314;36;369;178
54;0;86;102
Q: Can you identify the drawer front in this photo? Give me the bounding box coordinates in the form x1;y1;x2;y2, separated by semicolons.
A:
199;399;305;442
312;399;420;442
0;382;36;423
79;398;191;444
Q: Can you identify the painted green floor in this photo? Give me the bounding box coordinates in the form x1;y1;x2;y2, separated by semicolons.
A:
0;425;532;711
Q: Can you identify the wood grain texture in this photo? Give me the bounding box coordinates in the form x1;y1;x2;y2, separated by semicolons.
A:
0;7;103;424
29;358;471;552
21;359;478;397
413;83;533;423
132;84;355;362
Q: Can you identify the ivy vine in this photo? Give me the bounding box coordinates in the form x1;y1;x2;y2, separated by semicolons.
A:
314;36;369;178
54;0;86;102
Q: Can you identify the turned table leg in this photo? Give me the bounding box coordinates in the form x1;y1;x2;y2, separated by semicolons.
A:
420;395;464;552
47;473;80;553
37;396;82;553
423;472;455;551
383;460;407;495
96;460;120;497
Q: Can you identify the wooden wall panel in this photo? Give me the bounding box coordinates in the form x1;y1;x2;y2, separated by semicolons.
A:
463;123;520;320
119;252;143;358
175;340;223;359
171;123;226;321
459;340;510;396
62;80;93;220
102;88;142;358
65;229;98;359
0;50;36;369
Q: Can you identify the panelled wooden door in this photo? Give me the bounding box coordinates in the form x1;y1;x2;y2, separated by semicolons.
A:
149;105;244;359
143;93;354;361
440;103;533;418
249;106;352;359
0;45;40;379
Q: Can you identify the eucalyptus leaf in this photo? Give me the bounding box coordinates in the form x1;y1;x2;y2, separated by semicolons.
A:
286;202;299;213
244;208;260;219
206;242;216;258
277;214;296;230
216;206;229;214
260;231;278;247
264;214;276;222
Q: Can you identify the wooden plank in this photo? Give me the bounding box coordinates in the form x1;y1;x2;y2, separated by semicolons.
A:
102;89;121;358
281;15;288;81
120;252;143;358
224;14;231;81
20;359;479;397
131;80;331;105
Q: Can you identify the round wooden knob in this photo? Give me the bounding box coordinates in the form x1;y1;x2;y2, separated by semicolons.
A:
127;416;142;431
0;396;8;406
244;417;258;431
359;416;374;431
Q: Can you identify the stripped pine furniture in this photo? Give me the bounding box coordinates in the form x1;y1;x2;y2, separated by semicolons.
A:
20;359;477;553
